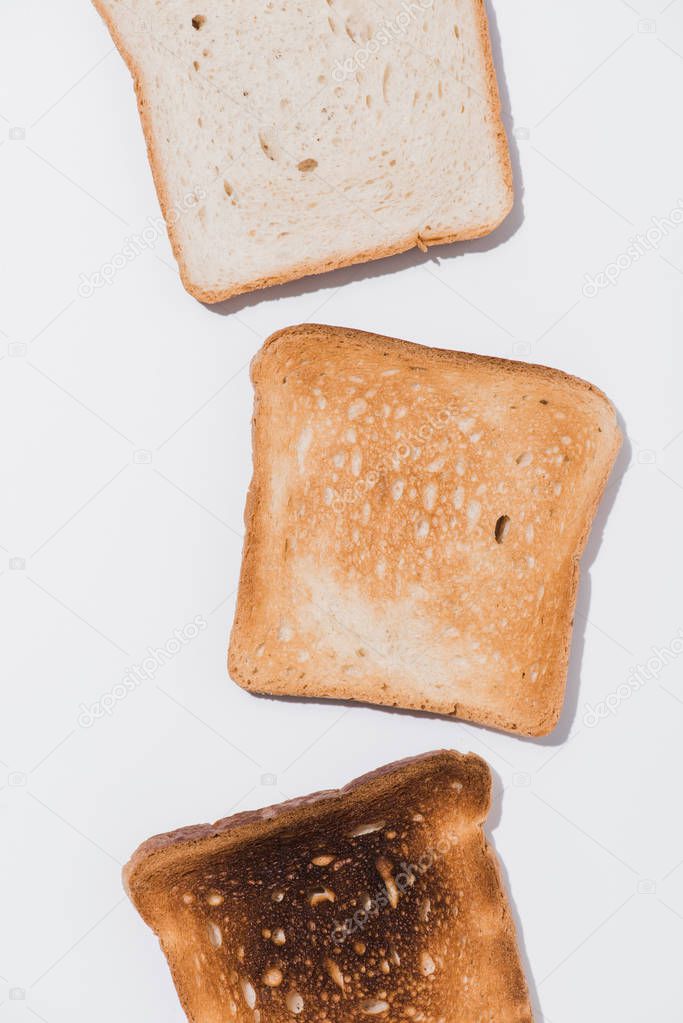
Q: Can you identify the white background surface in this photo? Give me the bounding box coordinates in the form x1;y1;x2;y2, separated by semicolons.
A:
2;1;683;1021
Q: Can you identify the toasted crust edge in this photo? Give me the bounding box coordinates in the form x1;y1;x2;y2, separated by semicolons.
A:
91;0;513;304
229;325;622;738
123;750;490;905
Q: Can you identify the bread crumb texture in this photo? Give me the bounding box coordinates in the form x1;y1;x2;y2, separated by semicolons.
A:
125;751;532;1023
229;326;621;736
92;0;512;300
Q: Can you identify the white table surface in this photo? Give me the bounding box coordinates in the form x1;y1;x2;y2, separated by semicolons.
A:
2;2;683;1021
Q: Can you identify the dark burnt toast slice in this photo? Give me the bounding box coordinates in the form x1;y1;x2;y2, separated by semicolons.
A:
124;751;532;1023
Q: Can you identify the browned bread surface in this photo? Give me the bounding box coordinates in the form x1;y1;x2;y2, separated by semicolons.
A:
229;325;622;735
124;751;532;1023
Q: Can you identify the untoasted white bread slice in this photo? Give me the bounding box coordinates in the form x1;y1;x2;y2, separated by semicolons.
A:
229;325;621;736
124;751;532;1023
92;0;512;302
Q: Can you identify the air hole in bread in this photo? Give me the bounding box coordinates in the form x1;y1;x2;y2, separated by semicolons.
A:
259;133;276;160
382;65;391;102
539;398;549;404
286;991;304;1014
191;14;205;29
495;515;510;543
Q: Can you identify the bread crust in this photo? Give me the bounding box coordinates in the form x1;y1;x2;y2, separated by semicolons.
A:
124;750;489;898
229;325;622;736
91;0;513;303
124;750;533;1023
91;0;189;281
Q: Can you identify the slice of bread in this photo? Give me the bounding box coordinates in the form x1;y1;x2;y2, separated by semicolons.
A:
124;751;532;1023
229;325;622;736
92;0;512;302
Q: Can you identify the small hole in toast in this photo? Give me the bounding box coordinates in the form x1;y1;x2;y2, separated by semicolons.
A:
495;515;511;543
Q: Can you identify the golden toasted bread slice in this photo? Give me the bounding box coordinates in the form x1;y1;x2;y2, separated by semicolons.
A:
124;751;532;1023
229;325;621;736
